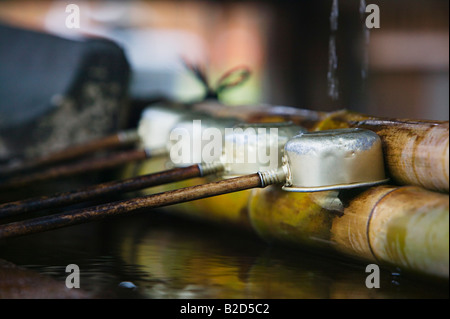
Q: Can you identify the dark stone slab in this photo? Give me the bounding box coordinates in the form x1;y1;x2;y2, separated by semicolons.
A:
0;23;131;161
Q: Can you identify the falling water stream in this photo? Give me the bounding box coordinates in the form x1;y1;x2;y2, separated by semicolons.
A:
327;0;339;101
328;0;372;99
360;0;370;79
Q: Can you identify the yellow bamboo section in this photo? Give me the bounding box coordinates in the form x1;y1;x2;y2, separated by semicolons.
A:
332;186;449;278
249;185;449;279
315;112;449;193
131;156;254;230
192;103;449;193
128;103;449;280
248;187;335;250
133;155;449;279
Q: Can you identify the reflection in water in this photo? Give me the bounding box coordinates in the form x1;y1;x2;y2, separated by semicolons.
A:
0;210;448;299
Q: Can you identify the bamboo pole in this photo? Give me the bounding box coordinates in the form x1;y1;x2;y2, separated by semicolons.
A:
192;103;449;193
331;185;449;278
105;103;449;280
130;157;257;230
0;164;216;219
248;185;449;279
131;159;450;280
130;155;450;280
0;173;264;239
0;148;150;191
316;112;449;193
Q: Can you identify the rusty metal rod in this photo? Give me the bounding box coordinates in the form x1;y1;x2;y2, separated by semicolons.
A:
0;148;151;192
0;173;265;239
0;163;223;219
0;130;139;177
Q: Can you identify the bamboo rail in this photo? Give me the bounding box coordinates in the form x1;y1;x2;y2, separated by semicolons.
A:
135;169;448;280
0;103;446;281
249;185;448;279
192;103;449;193
129;113;449;280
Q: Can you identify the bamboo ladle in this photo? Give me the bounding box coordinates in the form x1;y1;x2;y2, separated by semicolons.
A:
0;122;298;218
0;128;389;239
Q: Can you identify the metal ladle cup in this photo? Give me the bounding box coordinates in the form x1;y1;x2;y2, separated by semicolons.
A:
280;128;389;192
222;122;307;177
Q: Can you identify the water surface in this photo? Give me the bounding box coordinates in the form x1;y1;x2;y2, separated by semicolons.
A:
0;210;448;299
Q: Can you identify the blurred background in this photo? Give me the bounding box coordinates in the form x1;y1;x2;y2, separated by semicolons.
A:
0;0;448;120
